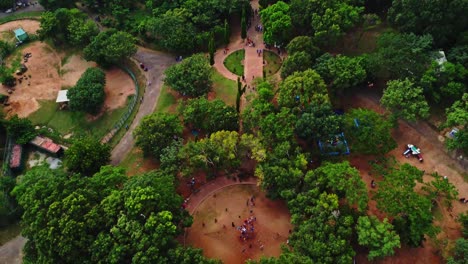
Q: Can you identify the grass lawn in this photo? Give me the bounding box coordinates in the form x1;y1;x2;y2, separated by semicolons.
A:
212;69;237;106
155;85;178;113
28;99;128;140
0;11;42;24
263;50;282;76
224;49;244;76
119;147;158;176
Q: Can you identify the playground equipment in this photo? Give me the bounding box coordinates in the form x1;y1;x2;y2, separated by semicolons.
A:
403;144;423;162
318;133;350;156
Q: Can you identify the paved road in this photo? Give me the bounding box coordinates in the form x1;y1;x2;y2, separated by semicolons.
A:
0;235;26;264
110;47;175;165
0;2;44;19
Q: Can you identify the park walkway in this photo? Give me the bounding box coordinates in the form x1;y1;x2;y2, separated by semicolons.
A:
243;0;264;84
185;177;257;214
213;0;264;85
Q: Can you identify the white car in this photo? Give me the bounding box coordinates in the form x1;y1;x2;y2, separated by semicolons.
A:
5;8;13;13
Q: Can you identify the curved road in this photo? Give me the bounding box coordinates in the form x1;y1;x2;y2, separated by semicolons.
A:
110;47;175;165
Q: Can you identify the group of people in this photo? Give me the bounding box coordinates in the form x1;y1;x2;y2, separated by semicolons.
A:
255;24;263;32
256;49;263;57
246;37;256;47
236;216;257;241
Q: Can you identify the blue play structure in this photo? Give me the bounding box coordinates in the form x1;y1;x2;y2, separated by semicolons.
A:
318;132;350;156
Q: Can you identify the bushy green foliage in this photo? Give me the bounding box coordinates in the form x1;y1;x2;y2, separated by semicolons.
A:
179;98;239;134
38;8;98;46
344;108;396;155
12;166;216;263
357;216;401;260
278;69;329;108
381;78;430;121
296;103;342;141
4;115;37;144
315;54;367;92
84;29;137;66
67;67;106;114
0;0;13;10
65;137;111;176
164;53;212;97
420;62;467;104
134;113;183;159
260;1;292;46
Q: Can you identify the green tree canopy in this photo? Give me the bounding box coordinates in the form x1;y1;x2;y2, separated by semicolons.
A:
67;67;106;114
357;216;401;260
179;98;239;134
381;78;430;121
305;161;368;212
374;33;433;79
12;166;214;263
280;51;313;79
278;69;329;108
315;54;367;93
84;29;137;66
64;137;111;176
260;1;292;46
344;108;397;155
286;36;320;58
39;0;74;10
420;62;467;103
4;115;37;145
295;103;343;141
134;112;183;159
447;238;468;264
289;0;363;45
374;163;436;246
164;53;212;97
388;0;468;47
0;0;14;10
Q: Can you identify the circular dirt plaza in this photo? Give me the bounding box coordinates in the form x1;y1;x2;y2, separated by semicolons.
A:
186;184;292;264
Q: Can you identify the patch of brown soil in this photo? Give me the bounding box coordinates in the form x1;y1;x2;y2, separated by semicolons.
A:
1;41;61;117
0;20;40;36
103;67;135;111
60;55;96;88
185;184;292;264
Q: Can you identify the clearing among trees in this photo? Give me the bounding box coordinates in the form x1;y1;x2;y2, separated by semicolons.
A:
186;184;292;264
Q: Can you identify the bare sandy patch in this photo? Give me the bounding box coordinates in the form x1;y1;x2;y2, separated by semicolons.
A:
60;55;97;87
0;20;40;36
103;67;135;111
1;41;61;117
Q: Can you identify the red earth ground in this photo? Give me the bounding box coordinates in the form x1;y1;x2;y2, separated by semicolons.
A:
184;184;292;264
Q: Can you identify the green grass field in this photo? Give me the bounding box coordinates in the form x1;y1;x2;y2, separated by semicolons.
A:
0;11;42;24
223;49;245;76
212;70;237;106
263;50;282;76
28;99;128;140
155;85;178;113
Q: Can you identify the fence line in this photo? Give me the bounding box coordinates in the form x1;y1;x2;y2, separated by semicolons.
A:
101;66;140;144
2;133;13;176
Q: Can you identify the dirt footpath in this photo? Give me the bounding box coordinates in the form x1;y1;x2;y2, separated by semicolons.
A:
0;235;26;264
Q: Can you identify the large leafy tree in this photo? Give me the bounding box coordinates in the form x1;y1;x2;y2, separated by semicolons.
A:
84;29;137;66
315;54;367;93
374;33;433;79
381;78;430;121
146;9;197;53
134;113;183;159
286;36;320;58
344;108;396;155
280;51;313;79
289;0;363;45
388;0;468;47
305;161;368;212
260;1;292;46
64;137;111;176
38;8;98;46
357;216;401;260
289;192;355;263
67;67;106;114
420;61;467;104
447;238;468;264
278;69;329;108
39;0;74;10
374;164;436;246
444;94;468;155
296;103;343;141
181;131;265;174
4;115;37;144
164;53;212;97
12;166;215;263
0;0;13;10
179;98;239;134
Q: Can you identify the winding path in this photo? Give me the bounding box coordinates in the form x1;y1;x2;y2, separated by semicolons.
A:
110;47;175;165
